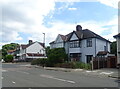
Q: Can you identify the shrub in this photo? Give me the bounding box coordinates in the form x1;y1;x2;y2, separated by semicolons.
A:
54;62;91;70
54;62;74;68
31;59;38;65
47;48;68;65
4;55;13;62
31;58;48;66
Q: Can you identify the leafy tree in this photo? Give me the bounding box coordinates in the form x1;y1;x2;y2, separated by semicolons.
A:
0;50;2;61
45;46;50;57
47;48;68;66
4;55;13;62
2;43;19;59
110;41;117;56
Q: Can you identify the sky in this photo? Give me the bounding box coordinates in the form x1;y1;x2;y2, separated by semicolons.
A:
0;0;119;48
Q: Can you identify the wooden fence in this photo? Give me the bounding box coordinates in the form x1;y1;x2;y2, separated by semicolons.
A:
92;56;117;69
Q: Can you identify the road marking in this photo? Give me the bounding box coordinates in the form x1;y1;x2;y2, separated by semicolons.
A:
1;77;3;79
12;81;16;84
100;72;113;75
17;71;29;74
0;69;7;72
40;74;75;84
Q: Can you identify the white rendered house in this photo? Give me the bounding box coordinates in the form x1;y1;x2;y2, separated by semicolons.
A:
16;40;46;61
50;25;111;63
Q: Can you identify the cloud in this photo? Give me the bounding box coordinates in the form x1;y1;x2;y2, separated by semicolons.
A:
1;0;55;43
0;0;118;48
46;15;117;43
97;0;119;9
68;7;77;10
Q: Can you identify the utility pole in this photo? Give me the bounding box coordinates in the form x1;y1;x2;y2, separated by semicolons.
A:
43;33;45;56
43;33;45;47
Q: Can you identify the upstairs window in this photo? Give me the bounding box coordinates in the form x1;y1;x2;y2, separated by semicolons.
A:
70;41;81;48
86;39;92;47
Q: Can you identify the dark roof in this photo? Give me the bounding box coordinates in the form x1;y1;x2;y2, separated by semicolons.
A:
21;44;28;49
113;33;120;38
27;53;44;56
97;51;109;56
59;34;66;41
67;29;110;42
49;41;55;44
82;29;111;42
49;25;111;43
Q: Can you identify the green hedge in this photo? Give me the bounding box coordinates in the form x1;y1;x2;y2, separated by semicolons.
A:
54;62;91;70
4;55;13;62
31;58;47;66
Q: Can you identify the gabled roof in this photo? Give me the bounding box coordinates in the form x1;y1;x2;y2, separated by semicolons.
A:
49;41;55;44
49;25;111;44
59;34;66;41
67;29;110;42
21;41;44;49
82;29;111;42
113;33;120;38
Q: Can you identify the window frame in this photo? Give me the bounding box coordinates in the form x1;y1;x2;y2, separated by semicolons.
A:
86;38;92;47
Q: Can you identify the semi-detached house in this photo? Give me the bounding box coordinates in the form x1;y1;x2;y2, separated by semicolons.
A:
114;33;120;64
50;25;111;64
16;40;46;61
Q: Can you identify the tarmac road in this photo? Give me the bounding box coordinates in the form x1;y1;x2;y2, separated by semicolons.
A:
1;63;119;88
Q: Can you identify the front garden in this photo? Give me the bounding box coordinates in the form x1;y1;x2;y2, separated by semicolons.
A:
31;48;91;70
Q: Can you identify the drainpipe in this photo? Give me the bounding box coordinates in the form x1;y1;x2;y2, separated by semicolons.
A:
95;38;96;57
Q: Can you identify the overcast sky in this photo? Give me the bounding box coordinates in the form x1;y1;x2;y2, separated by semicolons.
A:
1;0;119;48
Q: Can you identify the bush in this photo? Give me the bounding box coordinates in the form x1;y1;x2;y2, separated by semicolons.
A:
54;62;74;68
54;62;91;70
31;58;48;67
4;55;13;62
31;59;39;65
47;48;68;65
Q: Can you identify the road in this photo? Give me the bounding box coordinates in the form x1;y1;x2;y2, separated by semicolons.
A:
1;63;119;88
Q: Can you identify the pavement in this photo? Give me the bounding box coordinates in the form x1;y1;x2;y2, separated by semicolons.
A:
6;62;119;79
28;65;119;79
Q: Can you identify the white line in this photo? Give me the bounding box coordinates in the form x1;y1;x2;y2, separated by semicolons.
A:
0;69;7;72
40;74;75;84
17;71;29;74
1;77;3;79
12;81;16;84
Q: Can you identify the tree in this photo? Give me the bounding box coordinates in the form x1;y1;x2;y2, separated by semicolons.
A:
45;46;50;57
110;41;117;56
0;50;2;61
4;55;13;62
2;43;19;59
47;48;68;66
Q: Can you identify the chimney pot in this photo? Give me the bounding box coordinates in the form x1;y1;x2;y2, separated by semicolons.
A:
76;25;82;31
29;40;33;44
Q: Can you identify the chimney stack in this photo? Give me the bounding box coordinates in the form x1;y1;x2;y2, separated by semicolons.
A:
29;40;33;44
76;25;82;31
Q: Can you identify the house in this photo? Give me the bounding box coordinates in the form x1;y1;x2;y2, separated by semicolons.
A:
7;49;16;55
114;33;120;64
16;40;46;61
50;25;111;63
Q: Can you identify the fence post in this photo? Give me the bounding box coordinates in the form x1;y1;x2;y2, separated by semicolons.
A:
91;57;94;70
98;57;99;69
